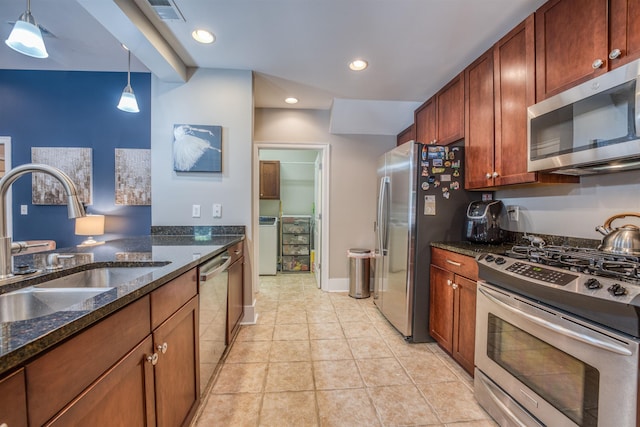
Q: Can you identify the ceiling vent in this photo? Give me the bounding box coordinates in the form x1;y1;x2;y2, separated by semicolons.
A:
147;0;185;21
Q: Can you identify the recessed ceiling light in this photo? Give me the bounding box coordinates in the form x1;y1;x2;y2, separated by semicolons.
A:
285;97;299;104
192;29;215;44
349;59;368;71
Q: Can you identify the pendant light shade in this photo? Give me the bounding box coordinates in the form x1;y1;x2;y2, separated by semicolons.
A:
117;49;139;113
5;0;48;59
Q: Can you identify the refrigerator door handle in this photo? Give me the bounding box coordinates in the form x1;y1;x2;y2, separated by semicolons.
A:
377;176;390;254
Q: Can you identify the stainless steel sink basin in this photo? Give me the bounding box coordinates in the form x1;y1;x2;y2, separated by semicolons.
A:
0;264;168;322
35;266;162;289
0;287;113;322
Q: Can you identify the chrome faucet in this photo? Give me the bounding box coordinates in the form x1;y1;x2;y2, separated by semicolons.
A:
0;163;86;279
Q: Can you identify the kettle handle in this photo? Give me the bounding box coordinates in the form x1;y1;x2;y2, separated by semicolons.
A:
603;212;640;230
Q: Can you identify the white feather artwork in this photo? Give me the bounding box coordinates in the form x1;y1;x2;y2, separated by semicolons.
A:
173;124;222;172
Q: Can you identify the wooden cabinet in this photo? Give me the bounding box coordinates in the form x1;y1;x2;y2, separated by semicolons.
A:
0;369;27;427
46;337;156;427
429;247;478;375
535;0;640;100
227;242;244;344
259;160;280;200
396;124;415;146
415;73;465;146
609;0;640;69
153;297;199;427
20;267;200;427
27;296;152;427
465;16;579;189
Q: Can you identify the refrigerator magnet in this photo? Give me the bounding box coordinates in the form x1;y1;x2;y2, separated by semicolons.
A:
442;188;450;199
440;174;451;182
450;181;460;190
421;166;429;176
421;182;429;191
453;169;460;177
432;167;445;174
424;195;436;215
421;146;428;160
452;160;461;168
433;158;443;167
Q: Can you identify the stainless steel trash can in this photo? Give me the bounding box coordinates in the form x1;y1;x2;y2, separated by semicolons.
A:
348;248;371;298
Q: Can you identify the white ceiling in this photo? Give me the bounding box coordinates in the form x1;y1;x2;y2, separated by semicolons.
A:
1;0;547;135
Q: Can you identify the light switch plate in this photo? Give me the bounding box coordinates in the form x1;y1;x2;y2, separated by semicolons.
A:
192;204;201;218
213;203;222;218
20;205;28;215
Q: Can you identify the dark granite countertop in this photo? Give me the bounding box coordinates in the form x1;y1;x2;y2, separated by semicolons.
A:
0;234;243;376
431;241;514;258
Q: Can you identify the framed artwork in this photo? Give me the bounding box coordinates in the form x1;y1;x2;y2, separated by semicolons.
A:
115;148;151;205
172;124;222;172
31;147;92;205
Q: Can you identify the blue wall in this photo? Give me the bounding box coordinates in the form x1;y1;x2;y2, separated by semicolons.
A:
0;70;151;248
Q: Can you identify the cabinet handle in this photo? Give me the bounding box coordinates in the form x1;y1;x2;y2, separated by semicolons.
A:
492;171;499;178
446;259;462;267
485;172;492;179
592;58;604;69
158;342;168;354
234;250;241;255
609;49;622;60
452;283;459;290
146;353;159;366
446;279;452;286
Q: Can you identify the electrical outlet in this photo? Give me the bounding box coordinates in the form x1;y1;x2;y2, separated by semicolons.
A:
20;205;28;215
192;204;201;218
507;205;519;222
212;203;222;218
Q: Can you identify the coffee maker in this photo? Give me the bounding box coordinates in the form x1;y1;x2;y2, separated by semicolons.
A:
465;200;504;244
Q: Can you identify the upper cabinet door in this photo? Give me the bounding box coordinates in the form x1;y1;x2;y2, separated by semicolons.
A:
535;0;608;100
435;73;465;145
414;97;436;145
493;15;538;186
609;0;640;69
259;160;280;200
464;49;495;189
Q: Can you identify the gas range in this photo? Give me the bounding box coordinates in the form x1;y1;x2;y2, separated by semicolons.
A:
477;245;640;338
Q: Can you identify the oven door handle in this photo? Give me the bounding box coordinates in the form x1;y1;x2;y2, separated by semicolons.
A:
479;286;633;356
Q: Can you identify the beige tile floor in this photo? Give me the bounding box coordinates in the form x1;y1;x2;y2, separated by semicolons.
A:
194;273;498;427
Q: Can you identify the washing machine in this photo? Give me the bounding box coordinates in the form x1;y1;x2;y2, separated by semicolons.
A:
259;216;278;275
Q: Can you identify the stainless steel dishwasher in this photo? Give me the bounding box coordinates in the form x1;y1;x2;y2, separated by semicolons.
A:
198;251;231;396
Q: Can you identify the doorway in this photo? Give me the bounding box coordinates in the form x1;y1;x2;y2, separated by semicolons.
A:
253;143;330;292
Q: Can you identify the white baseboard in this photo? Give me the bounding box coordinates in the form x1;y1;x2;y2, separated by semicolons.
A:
240;298;257;325
325;277;349;292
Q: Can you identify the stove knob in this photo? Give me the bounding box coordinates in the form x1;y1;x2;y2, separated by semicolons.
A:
584;278;602;290
485;255;495;262
607;283;628;296
495;257;506;265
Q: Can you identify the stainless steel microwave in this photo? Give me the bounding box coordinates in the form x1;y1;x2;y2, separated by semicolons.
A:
528;59;640;176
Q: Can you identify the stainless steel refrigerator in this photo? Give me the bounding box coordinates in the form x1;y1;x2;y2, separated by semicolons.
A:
374;140;480;342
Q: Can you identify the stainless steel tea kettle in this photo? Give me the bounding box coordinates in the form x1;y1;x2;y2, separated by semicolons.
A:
595;212;640;255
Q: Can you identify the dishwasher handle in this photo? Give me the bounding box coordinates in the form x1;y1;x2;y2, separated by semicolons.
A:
200;252;232;280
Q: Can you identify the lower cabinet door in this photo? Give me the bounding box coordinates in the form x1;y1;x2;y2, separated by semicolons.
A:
0;369;27;427
227;257;244;344
46;336;156;426
429;264;455;352
452;275;477;375
153;296;200;427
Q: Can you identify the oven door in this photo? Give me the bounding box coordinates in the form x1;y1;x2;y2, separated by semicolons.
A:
475;282;639;427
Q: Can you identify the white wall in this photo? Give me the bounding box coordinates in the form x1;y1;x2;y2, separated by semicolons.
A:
495;169;640;240
254;108;395;281
150;68;255;315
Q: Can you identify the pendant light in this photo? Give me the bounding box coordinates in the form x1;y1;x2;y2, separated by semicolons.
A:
5;0;48;59
117;47;140;113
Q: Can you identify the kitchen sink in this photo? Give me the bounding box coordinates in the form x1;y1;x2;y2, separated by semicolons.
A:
34;266;165;289
0;287;113;322
0;264;169;322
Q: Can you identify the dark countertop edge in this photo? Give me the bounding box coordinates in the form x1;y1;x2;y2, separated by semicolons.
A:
431;241;514;258
0;234;244;377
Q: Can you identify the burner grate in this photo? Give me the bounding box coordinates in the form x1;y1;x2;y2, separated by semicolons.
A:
507;245;640;283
